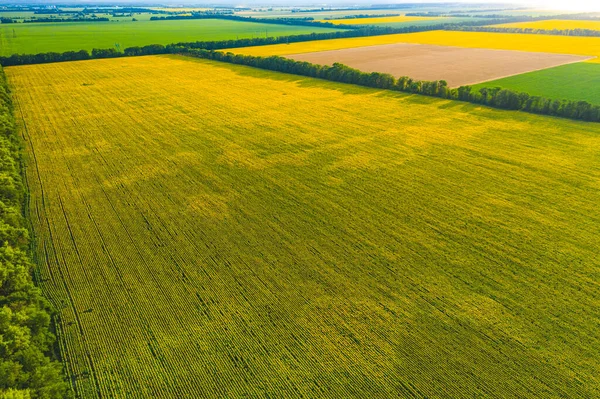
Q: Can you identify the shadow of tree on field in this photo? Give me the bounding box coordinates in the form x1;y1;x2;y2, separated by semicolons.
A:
163;54;543;124
165;54;407;97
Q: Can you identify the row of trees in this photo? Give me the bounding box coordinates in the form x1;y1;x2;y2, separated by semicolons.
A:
183;49;600;122
0;17;597;123
22;17;110;24
0;49;120;66
2;14;546;67
453;25;600;37
146;13;545;30
0;13;570;67
35;7;166;14
148;13;358;29
0;67;71;398
0;23;462;66
168;24;439;49
324;13;401;20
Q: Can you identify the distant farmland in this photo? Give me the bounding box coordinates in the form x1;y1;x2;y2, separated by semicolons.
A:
0;19;341;56
231;30;600;62
319;15;442;25
473;62;600;104
494;19;600;30
318;15;481;28
286;43;590;87
8;55;600;398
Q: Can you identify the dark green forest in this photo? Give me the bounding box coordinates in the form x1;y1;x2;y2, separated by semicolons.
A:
0;66;70;398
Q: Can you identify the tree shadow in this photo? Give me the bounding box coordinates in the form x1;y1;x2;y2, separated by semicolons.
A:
162;54;517;118
166;54;400;97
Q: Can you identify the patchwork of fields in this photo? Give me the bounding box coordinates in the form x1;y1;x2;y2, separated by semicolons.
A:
318;16;482;28
238;8;449;19
229;30;600;90
8;55;600;398
360;17;479;28
230;30;600;62
0;19;341;56
495;19;600;30
287;43;590;86
238;9;411;19
318;15;442;25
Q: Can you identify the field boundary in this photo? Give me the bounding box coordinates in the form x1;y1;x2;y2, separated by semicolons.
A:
464;56;595;86
180;49;600;122
471;62;600;105
284;42;594;87
11;55;600;397
2;26;598;122
452;25;600;37
0;25;450;66
147;14;362;30
0;66;71;397
0;13;563;66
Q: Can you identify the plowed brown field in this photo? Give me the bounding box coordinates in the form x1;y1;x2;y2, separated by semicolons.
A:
286;43;592;86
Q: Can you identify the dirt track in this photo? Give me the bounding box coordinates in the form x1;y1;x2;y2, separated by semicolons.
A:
286;43;593;87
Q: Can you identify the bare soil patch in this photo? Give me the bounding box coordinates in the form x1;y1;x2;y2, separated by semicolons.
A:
286;43;593;87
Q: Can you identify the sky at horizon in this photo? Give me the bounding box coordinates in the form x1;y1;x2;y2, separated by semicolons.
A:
1;1;599;12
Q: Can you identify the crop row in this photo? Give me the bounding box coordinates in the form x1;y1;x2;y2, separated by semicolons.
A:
8;56;600;397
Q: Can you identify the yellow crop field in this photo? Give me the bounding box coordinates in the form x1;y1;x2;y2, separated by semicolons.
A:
494;19;600;31
230;30;600;63
229;33;431;56
8;55;600;398
318;15;441;25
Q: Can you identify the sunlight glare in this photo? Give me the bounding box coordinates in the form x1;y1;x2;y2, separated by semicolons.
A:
542;0;600;12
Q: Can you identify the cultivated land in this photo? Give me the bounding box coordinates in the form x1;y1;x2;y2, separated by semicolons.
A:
231;30;600;62
287;43;591;87
363;17;481;28
238;9;402;19
470;8;575;16
320;16;479;29
237;9;443;19
495;19;600;30
8;55;600;398
0;19;340;56
473;62;600;104
318;15;442;25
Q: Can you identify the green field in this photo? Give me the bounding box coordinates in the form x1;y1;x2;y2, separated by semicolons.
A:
473;63;600;105
0;11;35;18
0;19;341;56
0;11;163;22
8;55;600;398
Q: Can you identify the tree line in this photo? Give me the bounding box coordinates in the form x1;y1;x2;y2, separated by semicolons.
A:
405;12;445;17
181;48;600;123
0;15;544;67
148;14;358;29
0;23;464;67
407;12;539;18
1;17;597;123
324;13;401;20
0;66;71;398
146;13;545;30
452;25;600;38
22;17;110;23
